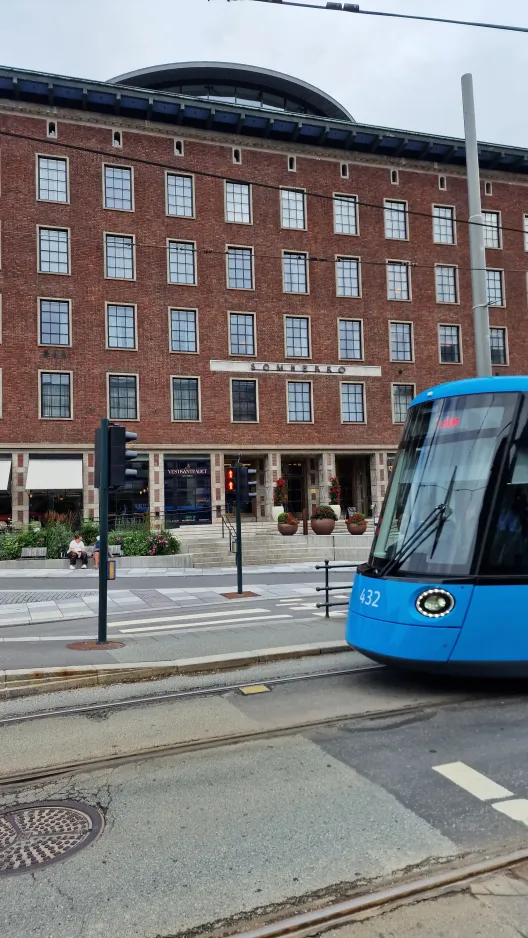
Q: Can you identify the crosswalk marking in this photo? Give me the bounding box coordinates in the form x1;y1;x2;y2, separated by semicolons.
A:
312;611;346;618
433;762;513;801
492;800;528;824
119;613;292;634
109;607;270;629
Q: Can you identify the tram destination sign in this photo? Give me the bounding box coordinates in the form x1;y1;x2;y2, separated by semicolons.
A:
210;360;382;377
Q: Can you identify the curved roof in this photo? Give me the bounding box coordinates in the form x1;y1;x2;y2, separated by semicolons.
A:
108;61;354;121
412;376;528;407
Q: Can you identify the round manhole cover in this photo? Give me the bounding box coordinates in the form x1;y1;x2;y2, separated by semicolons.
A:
0;801;104;877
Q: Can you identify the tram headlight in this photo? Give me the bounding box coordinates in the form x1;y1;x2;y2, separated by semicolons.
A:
416;589;455;618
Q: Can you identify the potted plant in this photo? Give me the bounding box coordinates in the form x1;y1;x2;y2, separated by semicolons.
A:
310;505;337;535
347;511;367;535
329;476;341;519
272;477;287;522
277;511;299;536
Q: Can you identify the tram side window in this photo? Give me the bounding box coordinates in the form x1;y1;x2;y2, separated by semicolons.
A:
485;447;528;575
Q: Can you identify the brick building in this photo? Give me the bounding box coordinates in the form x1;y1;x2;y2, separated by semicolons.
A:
0;60;526;526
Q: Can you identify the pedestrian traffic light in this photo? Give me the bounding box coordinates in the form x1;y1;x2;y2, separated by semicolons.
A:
239;467;257;502
109;425;138;488
225;467;236;493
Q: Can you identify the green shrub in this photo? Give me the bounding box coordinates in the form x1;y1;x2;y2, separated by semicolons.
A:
0;533;22;560
109;529;149;557
311;505;338;521
79;518;99;544
42;522;72;559
145;531;180;556
16;524;47;550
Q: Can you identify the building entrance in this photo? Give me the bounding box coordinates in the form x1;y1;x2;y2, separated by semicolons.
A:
336;455;372;516
282;458;308;517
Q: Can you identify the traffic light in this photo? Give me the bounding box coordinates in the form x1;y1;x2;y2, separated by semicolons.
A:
239;467;257;502
225;467;236;493
109;425;138;488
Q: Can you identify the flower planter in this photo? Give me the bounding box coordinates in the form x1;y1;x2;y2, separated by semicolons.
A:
278;523;298;536
272;506;285;522
330;505;342;520
347;521;367;535
310;518;336;535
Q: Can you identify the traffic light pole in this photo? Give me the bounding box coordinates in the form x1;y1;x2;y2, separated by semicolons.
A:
235;459;243;595
98;417;109;644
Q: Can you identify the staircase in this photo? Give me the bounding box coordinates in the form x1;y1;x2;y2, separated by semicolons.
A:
175;520;374;568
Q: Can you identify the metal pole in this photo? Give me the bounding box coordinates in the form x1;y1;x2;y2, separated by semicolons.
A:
97;417;109;644
235;460;243;595
461;73;492;378
324;559;330;618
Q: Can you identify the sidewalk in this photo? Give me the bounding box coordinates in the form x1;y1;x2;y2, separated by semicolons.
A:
0;561;321;578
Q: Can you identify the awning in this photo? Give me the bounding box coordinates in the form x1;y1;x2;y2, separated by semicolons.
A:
0;461;11;492
26;458;83;491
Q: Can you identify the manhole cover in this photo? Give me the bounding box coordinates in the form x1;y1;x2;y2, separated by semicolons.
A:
0;801;104;877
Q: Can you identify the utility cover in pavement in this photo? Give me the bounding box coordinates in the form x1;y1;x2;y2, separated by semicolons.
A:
0;590;99;604
0;801;104;876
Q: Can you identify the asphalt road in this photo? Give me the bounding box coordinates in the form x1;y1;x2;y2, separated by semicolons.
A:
2;670;528;937
0;570;331;591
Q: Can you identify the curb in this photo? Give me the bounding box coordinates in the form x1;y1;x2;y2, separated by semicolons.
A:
0;641;351;698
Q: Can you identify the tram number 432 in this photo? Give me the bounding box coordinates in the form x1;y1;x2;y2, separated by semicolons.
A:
359;589;380;608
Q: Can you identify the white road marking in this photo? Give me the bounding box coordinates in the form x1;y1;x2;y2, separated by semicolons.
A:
492;800;528;824
432;762;513;801
312;611;346;618
119;614;292;634
108;607;270;628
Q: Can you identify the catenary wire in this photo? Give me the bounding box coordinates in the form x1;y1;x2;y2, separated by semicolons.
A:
2;126;528;240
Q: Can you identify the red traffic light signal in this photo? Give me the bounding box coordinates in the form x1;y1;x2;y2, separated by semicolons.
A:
225;468;235;492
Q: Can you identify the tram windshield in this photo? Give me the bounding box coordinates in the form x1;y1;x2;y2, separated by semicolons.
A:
371;393;518;577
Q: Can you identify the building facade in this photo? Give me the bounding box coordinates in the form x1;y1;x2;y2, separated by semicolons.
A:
0;61;526;525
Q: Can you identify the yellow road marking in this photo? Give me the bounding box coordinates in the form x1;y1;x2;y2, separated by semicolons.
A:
239;684;270;695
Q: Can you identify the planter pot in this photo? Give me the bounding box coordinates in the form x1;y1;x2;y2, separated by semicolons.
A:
278;523;298;536
272;506;285;522
347;521;367;535
330;504;342;520
310;518;336;535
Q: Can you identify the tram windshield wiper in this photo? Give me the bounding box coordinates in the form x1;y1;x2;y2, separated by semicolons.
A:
377;469;458;578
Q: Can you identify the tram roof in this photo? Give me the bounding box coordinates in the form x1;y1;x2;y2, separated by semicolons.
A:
412;376;528;407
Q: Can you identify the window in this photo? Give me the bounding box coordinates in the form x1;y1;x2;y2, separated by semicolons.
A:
170;309;197;353
227;247;253;289
387;262;410;300
47;121;57;138
340;163;349;179
341;383;365;423
225;182;251;224
390;322;413;361
232;148;242;164
439;324;461;363
40;371;71;419
166;173;194;217
433;205;456;244
104;166;133;211
333;195;358;235
285;316;310;358
283;252;307;293
107;304;136;350
232;379;258;422
108;374;138;420
39;299;70;346
384;200;408;240
485;181;493;196
113;130;122;148
174;139;184;156
338;319;362;360
435;265;458;303
486;269;504;306
483;211;501;249
288;156;296;172
490;327;507;365
287;382;312;422
172;377;200;421
280;188;305;229
229;312;255;356
38;228;69;274
439;175;447;190
105;234;134;279
336;257;360;297
392;384;414;423
168;241;196;284
38;156;68;202
390;169;399;185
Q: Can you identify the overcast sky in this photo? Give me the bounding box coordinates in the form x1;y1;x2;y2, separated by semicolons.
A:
1;0;526;147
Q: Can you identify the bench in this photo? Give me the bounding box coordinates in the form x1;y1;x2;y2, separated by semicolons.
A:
110;545;123;556
21;547;47;559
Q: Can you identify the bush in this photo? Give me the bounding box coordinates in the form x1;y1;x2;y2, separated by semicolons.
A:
311;505;337;521
277;512;298;525
273;478;287;507
79;518;99;544
42;522;72;559
109;529;148;557
329;476;341;505
145;531;180;556
0;533;22;560
348;512;366;525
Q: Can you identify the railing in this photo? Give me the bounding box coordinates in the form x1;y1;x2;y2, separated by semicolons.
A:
221;514;237;552
315;559;356;618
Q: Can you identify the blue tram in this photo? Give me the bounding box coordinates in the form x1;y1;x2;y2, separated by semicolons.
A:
346;376;528;676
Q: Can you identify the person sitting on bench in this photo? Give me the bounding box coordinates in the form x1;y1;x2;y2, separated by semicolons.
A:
68;534;88;569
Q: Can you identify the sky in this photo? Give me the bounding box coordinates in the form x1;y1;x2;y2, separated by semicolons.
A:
0;0;527;147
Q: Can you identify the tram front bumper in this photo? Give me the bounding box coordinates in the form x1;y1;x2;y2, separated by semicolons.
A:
346;610;460;664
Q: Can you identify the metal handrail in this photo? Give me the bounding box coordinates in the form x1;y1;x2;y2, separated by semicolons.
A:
315;558;356;618
221;513;237;551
